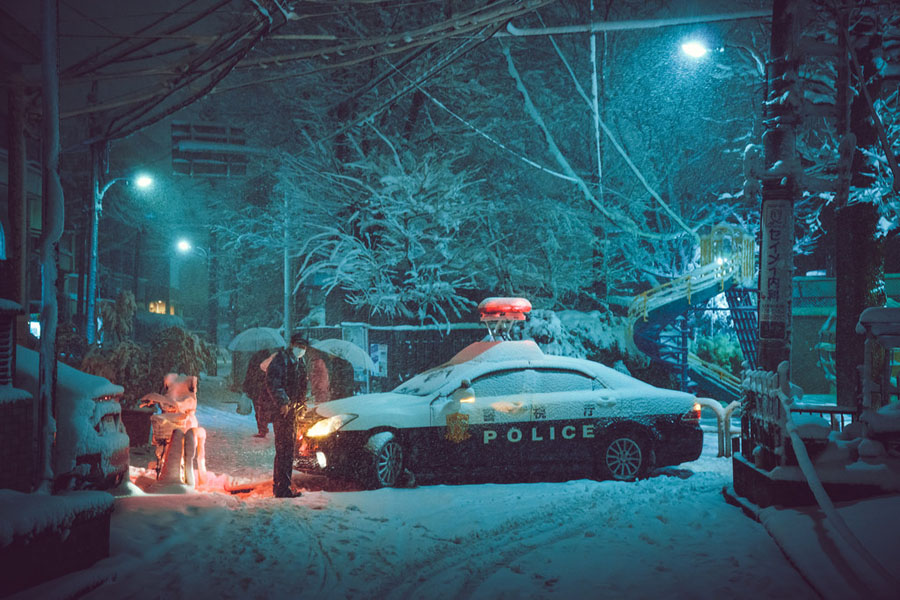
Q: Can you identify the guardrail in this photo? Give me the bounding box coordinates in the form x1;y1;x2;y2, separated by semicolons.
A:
696;397;741;457
790;403;856;432
688;352;741;394
628;260;740;323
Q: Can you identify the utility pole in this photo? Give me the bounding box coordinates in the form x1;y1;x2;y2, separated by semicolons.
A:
37;0;64;493
757;0;799;372
86;141;105;345
208;229;219;349
282;190;291;341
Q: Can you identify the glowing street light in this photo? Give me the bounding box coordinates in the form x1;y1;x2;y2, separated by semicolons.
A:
86;171;155;345
135;174;154;189
176;239;207;257
174;238;216;344
681;40;709;59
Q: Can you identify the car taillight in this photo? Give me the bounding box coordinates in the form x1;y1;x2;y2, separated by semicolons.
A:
682;403;701;422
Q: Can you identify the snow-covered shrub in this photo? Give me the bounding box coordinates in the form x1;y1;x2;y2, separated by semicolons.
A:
693;333;743;376
99;290;137;346
81;340;152;408
148;327;216;383
515;309;680;389
56;320;89;366
516;309;626;360
80;327;215;408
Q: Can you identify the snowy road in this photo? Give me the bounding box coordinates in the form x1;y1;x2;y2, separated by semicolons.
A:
20;375;818;599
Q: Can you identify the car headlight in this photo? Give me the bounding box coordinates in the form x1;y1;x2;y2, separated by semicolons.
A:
306;413;358;437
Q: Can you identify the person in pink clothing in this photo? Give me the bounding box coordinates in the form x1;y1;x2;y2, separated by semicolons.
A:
307;350;331;403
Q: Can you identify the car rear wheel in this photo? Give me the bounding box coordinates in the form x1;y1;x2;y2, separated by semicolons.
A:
363;431;404;488
601;434;648;481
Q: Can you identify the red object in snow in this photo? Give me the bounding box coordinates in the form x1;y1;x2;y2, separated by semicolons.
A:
478;297;532;321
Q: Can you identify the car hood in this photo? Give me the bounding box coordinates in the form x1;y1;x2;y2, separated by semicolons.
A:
308;391;421;419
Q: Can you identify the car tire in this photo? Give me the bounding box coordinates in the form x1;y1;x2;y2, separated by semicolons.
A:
600;433;649;481
363;431;404;488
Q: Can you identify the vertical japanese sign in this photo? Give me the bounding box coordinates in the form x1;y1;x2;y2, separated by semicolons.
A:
759;199;793;336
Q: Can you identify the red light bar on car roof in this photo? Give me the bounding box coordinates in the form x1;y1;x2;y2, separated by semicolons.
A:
478;297;532;322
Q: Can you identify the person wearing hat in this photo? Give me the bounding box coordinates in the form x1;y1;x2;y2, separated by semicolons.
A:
264;332;309;498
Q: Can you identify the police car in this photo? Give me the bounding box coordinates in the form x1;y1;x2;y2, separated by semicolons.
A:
295;300;703;489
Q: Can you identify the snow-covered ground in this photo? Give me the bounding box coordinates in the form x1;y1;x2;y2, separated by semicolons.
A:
12;373;900;600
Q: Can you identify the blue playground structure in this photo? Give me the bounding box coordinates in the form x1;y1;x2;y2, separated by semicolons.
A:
627;225;758;402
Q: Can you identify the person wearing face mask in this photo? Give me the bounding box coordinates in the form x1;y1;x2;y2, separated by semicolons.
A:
264;332;309;498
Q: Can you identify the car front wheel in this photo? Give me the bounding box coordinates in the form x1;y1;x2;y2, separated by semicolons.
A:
363;431;404;488
601;434;648;481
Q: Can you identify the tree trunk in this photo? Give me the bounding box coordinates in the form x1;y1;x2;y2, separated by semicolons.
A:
835;203;884;407
833;7;885;408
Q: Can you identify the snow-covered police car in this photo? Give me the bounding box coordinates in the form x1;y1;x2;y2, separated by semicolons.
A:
295;339;703;488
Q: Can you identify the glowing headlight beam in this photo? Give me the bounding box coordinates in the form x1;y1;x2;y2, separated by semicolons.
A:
306;414;358;437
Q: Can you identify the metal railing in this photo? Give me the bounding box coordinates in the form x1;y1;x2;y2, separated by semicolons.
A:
789;403;856;432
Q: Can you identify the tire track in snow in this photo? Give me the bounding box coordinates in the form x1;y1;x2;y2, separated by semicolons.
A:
373;473;733;599
375;486;600;599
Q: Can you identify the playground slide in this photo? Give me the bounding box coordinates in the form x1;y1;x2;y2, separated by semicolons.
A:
627;260;745;402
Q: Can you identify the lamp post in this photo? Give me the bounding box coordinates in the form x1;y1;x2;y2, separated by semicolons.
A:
176;238;218;347
86;166;153;345
681;40;710;59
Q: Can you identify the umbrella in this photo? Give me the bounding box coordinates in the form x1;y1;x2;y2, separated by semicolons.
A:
227;327;285;352
311;338;376;372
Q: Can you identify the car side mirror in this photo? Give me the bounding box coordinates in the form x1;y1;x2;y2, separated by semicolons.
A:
451;380;475;407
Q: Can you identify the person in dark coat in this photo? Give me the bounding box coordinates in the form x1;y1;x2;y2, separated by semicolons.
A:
265;333;309;498
243;348;276;438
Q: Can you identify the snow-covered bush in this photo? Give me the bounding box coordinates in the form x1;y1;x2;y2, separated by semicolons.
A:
693;333;743;376
516;309;625;360
99;290;137;345
80;327;215;408
148;327;216;384
81;340;151;408
515;308;678;389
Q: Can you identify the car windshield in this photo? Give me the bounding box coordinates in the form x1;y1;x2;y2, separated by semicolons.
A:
393;365;457;396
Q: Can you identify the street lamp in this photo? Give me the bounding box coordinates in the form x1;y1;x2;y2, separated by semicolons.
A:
86;172;154;345
681;40;710;59
175;238;218;346
176;239;203;256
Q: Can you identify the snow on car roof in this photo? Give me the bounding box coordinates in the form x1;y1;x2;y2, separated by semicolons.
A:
395;340;662;397
394;341;544;396
448;341;654;389
16;345;124;399
447;340;545;365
